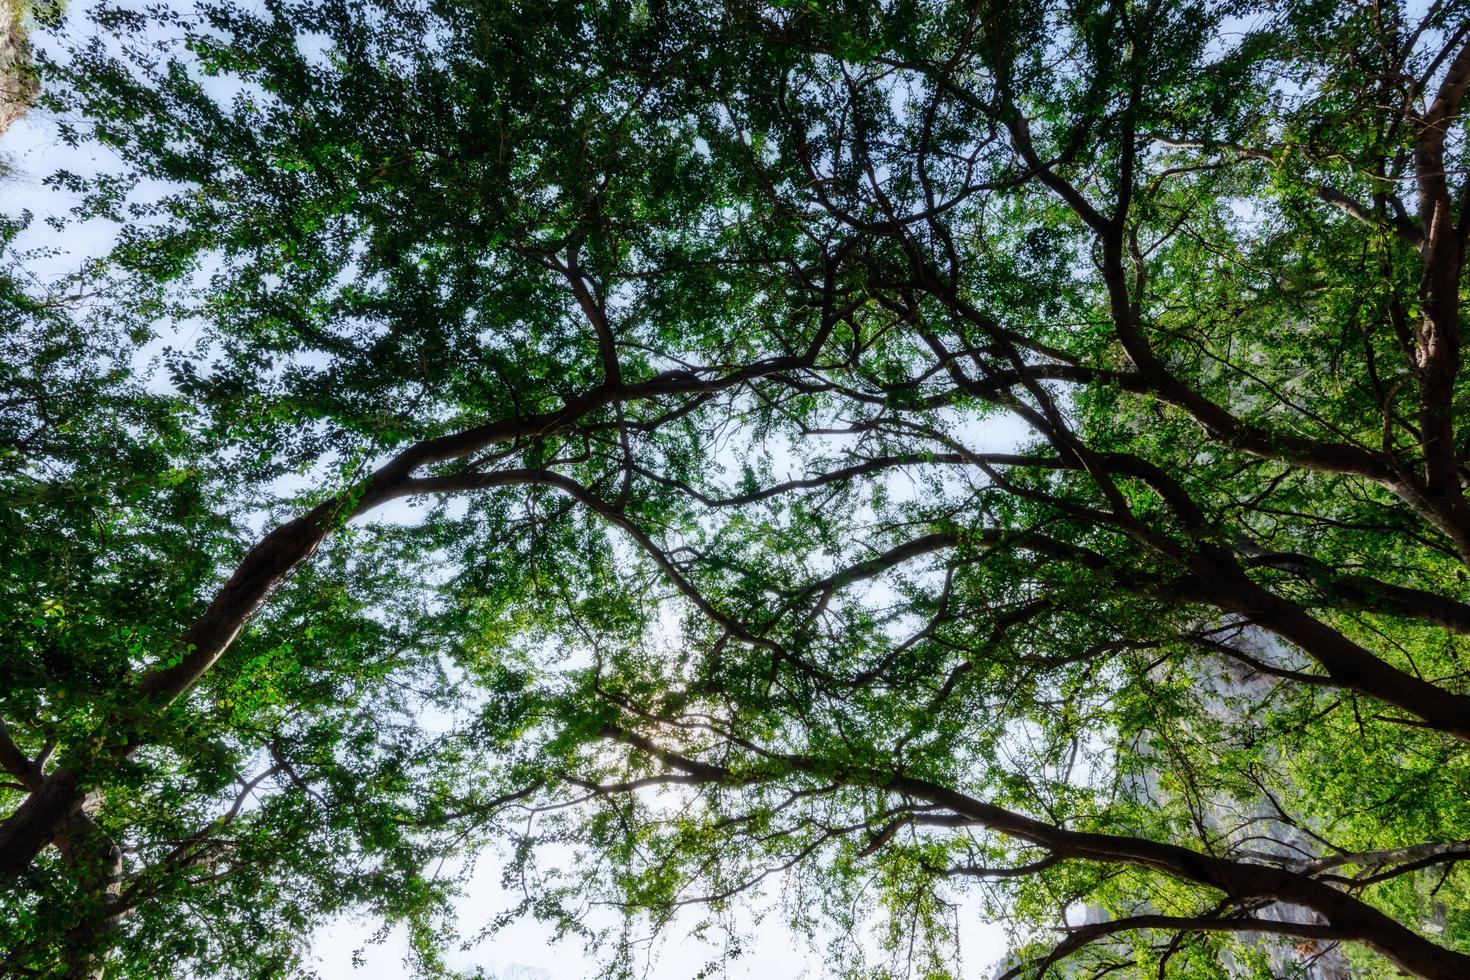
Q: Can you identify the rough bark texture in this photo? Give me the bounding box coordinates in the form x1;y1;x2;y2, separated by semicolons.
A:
0;0;36;139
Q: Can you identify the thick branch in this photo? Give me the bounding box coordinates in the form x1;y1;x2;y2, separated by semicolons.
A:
999;912;1353;980
0;353;829;878
602;725;1470;979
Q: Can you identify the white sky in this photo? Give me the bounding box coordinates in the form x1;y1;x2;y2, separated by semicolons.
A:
312;856;1009;979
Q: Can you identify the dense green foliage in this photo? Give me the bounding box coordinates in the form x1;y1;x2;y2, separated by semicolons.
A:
6;0;1470;977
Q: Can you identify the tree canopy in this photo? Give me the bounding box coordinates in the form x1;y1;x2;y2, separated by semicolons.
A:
5;0;1470;976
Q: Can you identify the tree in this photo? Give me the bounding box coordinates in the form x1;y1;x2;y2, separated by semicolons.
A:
5;0;1470;977
3;0;829;971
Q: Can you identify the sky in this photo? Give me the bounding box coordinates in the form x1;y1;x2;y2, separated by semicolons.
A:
0;3;1026;977
312;851;1010;979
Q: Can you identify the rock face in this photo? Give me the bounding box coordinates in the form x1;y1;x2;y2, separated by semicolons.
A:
1;0;37;138
1051;630;1356;980
1190;636;1355;980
